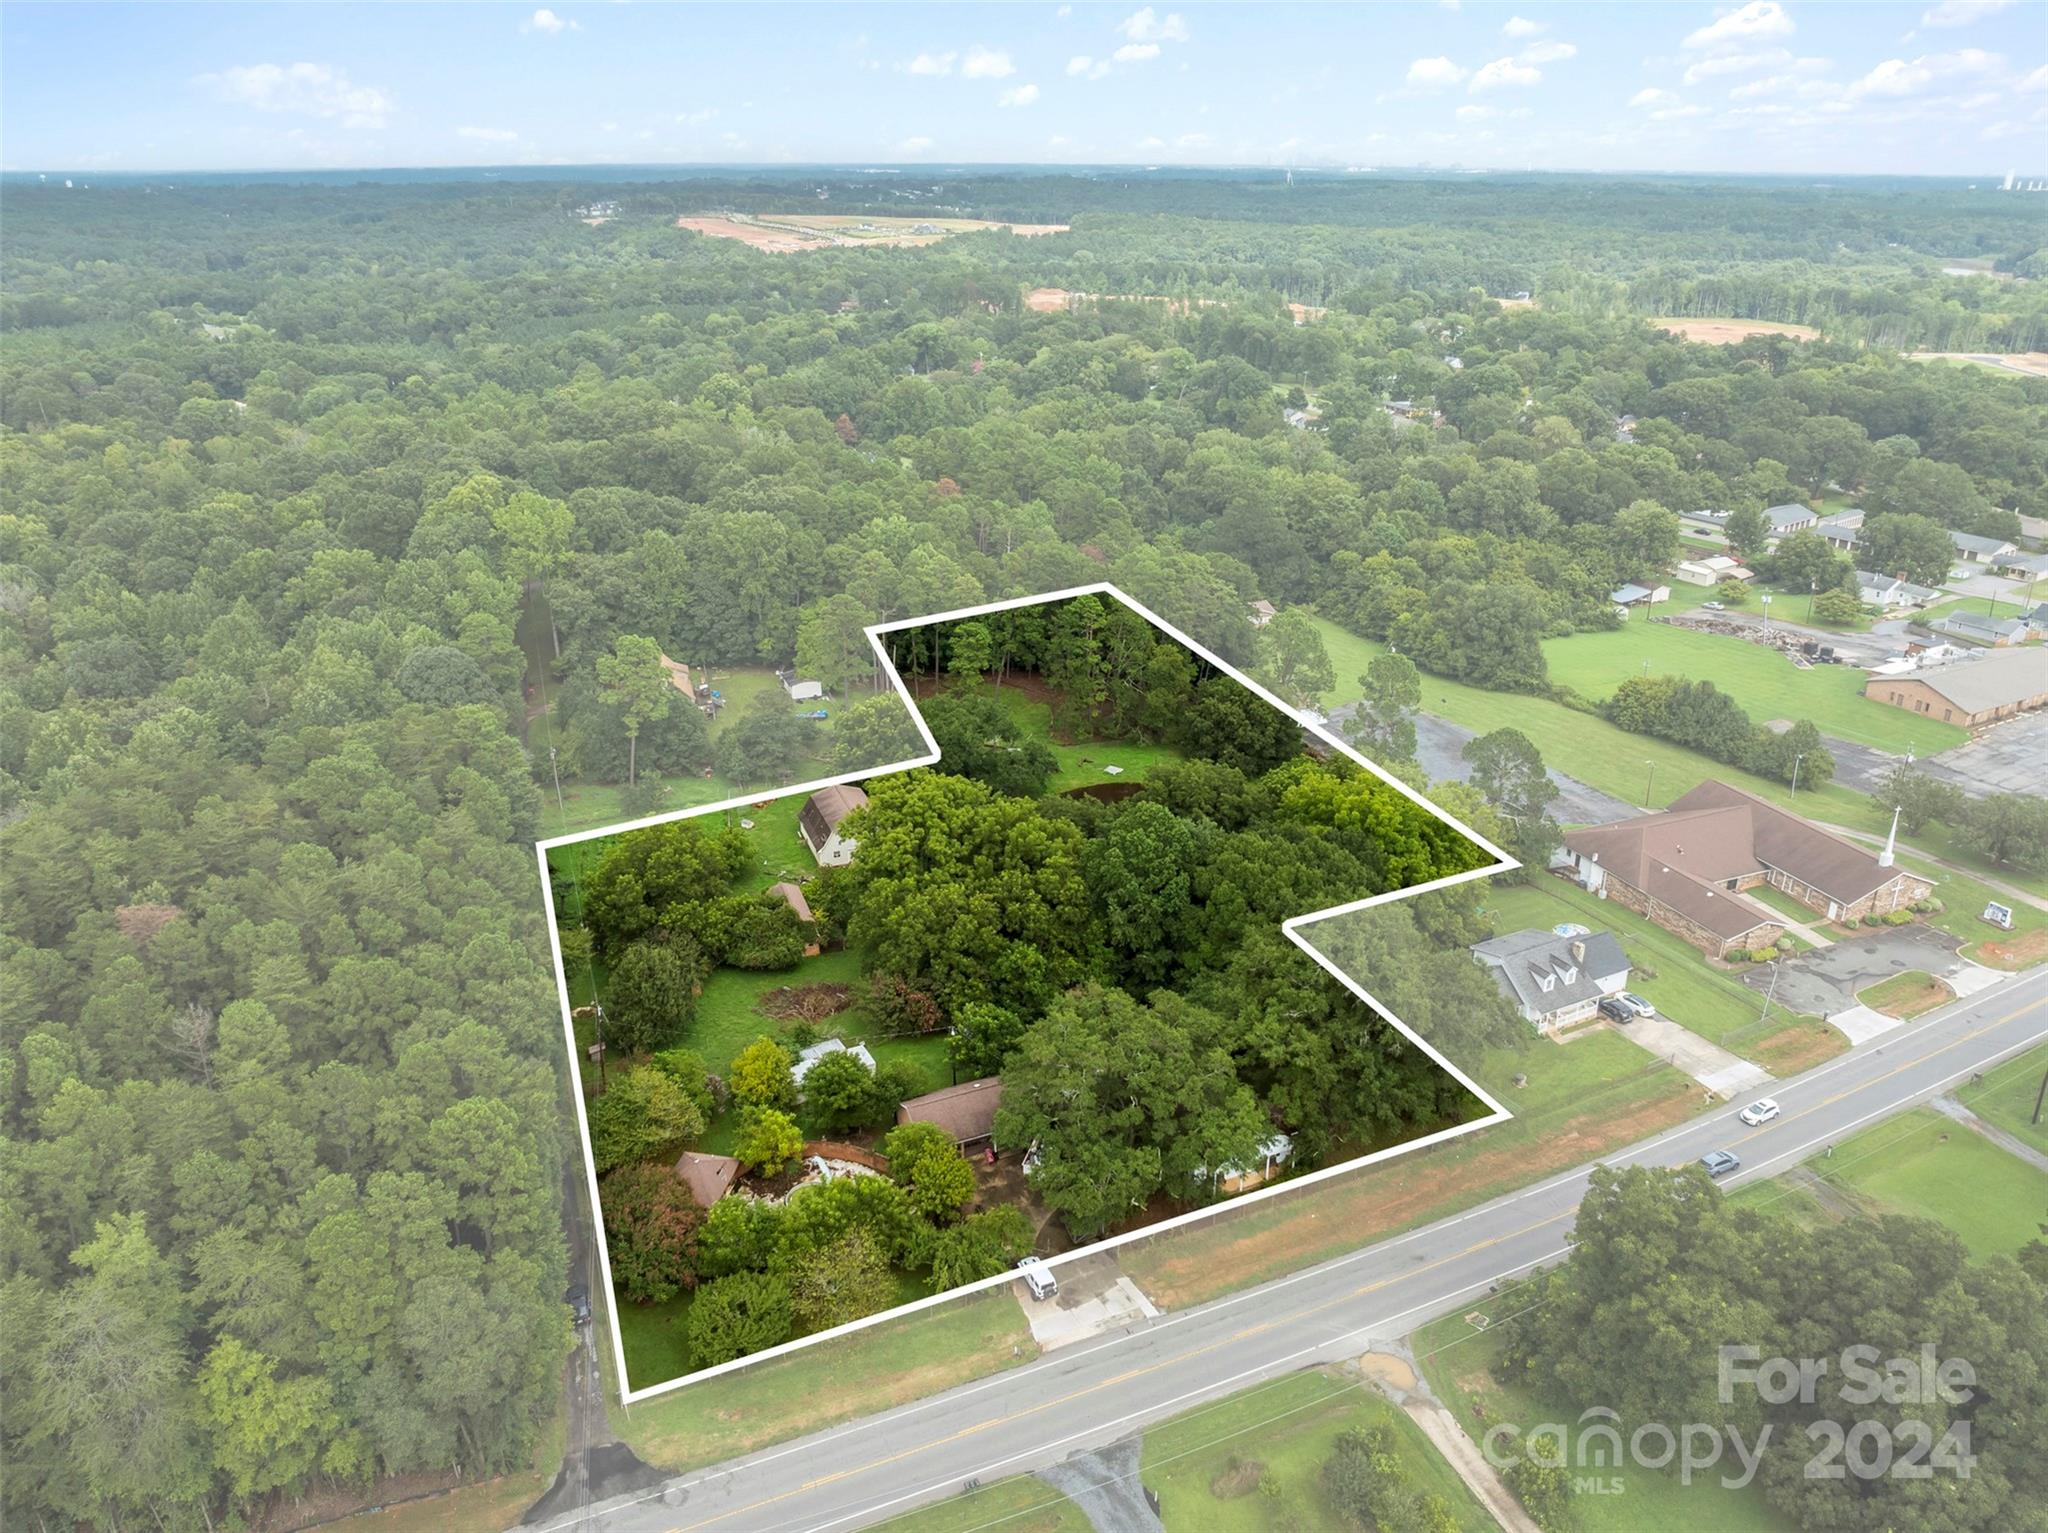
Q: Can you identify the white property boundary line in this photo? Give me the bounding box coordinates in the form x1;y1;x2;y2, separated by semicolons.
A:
534;582;1522;1405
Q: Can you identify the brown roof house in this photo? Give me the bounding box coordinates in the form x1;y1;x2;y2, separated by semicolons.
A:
674;1151;742;1206
1560;781;1933;956
896;1077;1003;1147
768;880;822;956
798;784;868;867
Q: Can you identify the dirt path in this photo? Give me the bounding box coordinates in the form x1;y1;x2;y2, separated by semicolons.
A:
1405;1398;1539;1533
1930;1094;2048;1174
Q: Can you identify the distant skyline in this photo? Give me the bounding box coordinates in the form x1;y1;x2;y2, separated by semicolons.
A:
3;2;2044;177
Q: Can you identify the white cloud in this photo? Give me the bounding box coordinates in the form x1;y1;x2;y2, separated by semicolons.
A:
2022;63;2048;91
456;125;518;142
675;107;718;125
1056;3;1072;15
899;135;934;152
962;45;1016;79
1114;42;1162;64
1847;47;2001;99
1457;104;1499;120
1684;47;1794;83
907;51;956;75
1683;2;1794;52
522;9;578;34
1471;56;1542;91
197;62;394;129
1118;8;1189;44
1921;0;2014;26
1630;86;1681;107
1502;16;1546;38
1047;133;1073;147
1519;39;1577;64
1175;130;1211;148
1138;135;1166;149
998;82;1040;107
1406;55;1469;89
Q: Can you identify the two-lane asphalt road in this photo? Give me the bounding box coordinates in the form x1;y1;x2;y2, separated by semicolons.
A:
541;967;2047;1533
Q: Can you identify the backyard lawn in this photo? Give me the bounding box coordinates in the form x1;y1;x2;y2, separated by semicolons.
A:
1139;1369;1494;1532
1809;1106;2048;1261
1413;1310;1796;1533
963;677;1192;790
1302;613;2046;898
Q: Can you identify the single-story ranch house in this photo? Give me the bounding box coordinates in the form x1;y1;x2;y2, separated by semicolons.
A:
897;1077;1002;1147
1560;781;1934;956
1864;646;2048;728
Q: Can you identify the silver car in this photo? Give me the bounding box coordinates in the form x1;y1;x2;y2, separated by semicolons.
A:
1737;1099;1781;1127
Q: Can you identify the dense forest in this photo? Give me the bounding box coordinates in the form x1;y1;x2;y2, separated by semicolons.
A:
2;170;2045;1527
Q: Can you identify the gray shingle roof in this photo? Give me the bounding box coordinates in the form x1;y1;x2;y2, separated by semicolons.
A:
1470;928;1630;1017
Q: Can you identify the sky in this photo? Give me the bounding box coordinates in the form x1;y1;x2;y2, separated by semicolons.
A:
3;2;2044;177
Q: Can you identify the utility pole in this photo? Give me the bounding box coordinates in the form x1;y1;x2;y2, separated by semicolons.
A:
1790;751;1805;796
2032;1063;2047;1128
1642;760;1658;808
1758;956;1783;1027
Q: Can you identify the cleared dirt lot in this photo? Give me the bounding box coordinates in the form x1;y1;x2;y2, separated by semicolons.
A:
1657;316;1821;344
676;212;1066;251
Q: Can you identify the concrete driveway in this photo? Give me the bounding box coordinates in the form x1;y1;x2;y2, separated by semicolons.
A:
1015;1253;1160;1351
1618;1013;1771;1098
1745;924;1980;1027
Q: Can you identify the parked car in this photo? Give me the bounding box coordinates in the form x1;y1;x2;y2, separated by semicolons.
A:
1620;992;1657;1018
1597;997;1636;1023
565;1281;592;1326
1016;1256;1059;1301
1703;600;1726;610
1698;1150;1741;1179
1737;1099;1781;1127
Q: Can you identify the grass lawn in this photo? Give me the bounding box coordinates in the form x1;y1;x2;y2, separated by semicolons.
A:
1811;1106;2048;1261
1918;593;2046;627
964;678;1192;791
1414;1311;1796;1533
867;1478;1091;1533
1139;1369;1494;1533
1856;969;1953;1020
1891;856;2048;967
1538;622;1965;755
1965;1042;2048;1156
1476;878;1831;1060
1301;613;2047;899
610;1290;1038;1471
618;1290;694;1393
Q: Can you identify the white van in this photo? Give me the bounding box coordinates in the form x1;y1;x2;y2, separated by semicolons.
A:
1016;1256;1058;1301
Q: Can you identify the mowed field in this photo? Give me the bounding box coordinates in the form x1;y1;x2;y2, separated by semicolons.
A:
1541;622;1967;754
1304;613;2048;899
677;213;1066;251
1656;316;1822;344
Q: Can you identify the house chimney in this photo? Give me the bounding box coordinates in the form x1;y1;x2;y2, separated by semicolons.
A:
1569;939;1586;964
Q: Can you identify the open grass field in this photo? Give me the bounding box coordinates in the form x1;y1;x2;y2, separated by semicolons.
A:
1968;1043;2048;1156
1811;1106;2048;1261
956;677;1192;789
1302;613;2047;899
1656;316;1821;344
1414;1309;1796;1533
1539;621;1966;754
610;1289;1038;1470
1137;1369;1494;1533
1906;351;2048;378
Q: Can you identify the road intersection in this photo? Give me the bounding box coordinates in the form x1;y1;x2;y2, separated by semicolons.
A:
539;965;2047;1533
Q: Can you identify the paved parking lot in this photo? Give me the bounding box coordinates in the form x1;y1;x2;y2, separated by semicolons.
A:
1746;924;1967;1020
1920;709;2048;797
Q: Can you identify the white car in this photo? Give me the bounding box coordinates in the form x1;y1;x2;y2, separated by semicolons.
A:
1737;1098;1781;1127
1016;1256;1058;1301
1620;992;1657;1018
1703;600;1726;610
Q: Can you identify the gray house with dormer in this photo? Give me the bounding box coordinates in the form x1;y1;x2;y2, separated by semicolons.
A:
1471;928;1632;1031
